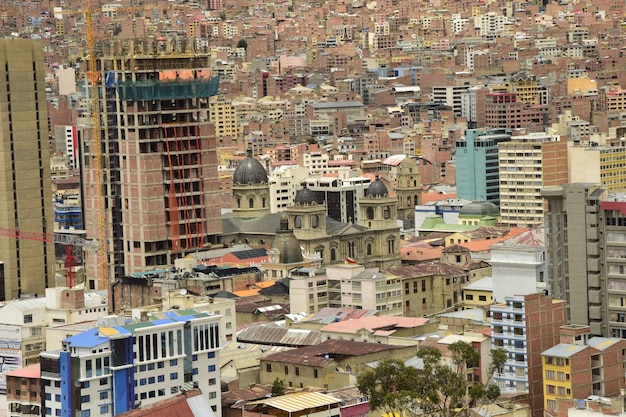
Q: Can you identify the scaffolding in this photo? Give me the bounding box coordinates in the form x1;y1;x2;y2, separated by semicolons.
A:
116;76;220;101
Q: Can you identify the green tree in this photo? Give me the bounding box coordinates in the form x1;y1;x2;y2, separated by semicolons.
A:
271;377;285;397
236;39;248;50
357;342;507;417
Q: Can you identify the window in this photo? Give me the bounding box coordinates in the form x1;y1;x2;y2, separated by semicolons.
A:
266;364;272;372
170;372;178;380
479;295;487;301
208;365;216;372
284;365;289;375
80;395;90;403
545;370;555;380
314;369;318;378
465;294;474;301
24;314;33;324
99;392;108;400
100;406;109;414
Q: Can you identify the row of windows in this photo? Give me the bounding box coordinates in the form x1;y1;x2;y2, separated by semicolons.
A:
136;330;183;362
193;324;220;352
266;364;319;378
545;370;570;381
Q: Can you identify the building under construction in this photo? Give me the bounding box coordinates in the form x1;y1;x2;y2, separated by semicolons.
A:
82;37;222;289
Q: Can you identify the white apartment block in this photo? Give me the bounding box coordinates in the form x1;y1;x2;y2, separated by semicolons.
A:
40;310;221;417
269;165;310;213
289;264;403;316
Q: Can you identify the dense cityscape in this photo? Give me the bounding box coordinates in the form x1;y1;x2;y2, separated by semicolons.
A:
1;0;626;416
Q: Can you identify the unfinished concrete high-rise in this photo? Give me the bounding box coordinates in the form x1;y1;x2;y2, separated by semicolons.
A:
82;38;222;290
0;39;55;300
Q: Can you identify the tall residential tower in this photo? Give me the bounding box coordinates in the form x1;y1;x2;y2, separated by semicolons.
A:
0;39;55;300
83;38;221;289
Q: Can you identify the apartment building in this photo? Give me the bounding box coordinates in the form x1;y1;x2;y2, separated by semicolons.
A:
301;175;372;224
541;325;626;414
289;264;403;316
484;93;551;132
432;85;470;117
53;125;80;169
40;309;221;417
0;39;55;300
491;229;547;303
268;165;310;213
209;95;240;139
598;84;626;112
542;185;626;338
498;133;568;228
385;262;474;317
491;293;567;417
569;143;626;190
6;364;41;417
84;40;222;284
542;184;602;329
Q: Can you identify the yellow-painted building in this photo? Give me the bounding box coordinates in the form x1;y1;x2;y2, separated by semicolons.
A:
567;76;597;95
462;276;493;309
541;345;577;411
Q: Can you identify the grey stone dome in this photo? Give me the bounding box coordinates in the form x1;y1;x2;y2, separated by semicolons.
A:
270;213;303;264
459;200;500;216
367;178;388;197
233;156;267;185
295;186;316;205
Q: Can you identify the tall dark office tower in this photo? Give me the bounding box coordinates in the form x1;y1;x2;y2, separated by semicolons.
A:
0;39;55;300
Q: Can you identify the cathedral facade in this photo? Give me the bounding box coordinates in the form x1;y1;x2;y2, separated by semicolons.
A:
220;155;402;270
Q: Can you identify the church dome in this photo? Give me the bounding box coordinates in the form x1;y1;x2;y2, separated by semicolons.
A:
367;178;388;197
233;155;268;185
294;186;316;205
270;214;303;264
459;200;500;216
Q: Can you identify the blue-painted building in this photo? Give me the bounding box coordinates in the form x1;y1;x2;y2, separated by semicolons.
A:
40;309;221;417
54;197;83;230
455;129;511;206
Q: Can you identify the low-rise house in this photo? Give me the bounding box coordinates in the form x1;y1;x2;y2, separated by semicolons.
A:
319;315;435;344
259;339;416;390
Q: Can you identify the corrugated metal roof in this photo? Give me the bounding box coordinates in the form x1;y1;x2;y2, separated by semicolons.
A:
542;343;587;358
587;337;622;351
187;393;217;417
237;325;321;347
251;392;342;412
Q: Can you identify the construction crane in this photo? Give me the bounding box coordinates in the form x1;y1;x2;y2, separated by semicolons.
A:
85;0;108;296
0;227;99;288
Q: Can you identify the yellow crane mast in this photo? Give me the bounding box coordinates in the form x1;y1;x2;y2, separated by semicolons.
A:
85;0;108;301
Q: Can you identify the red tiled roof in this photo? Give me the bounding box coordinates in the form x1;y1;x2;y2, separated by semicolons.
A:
421;192;457;204
119;389;203;417
6;364;40;379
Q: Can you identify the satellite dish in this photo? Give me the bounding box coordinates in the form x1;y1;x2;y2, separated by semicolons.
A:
180;289;188;295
